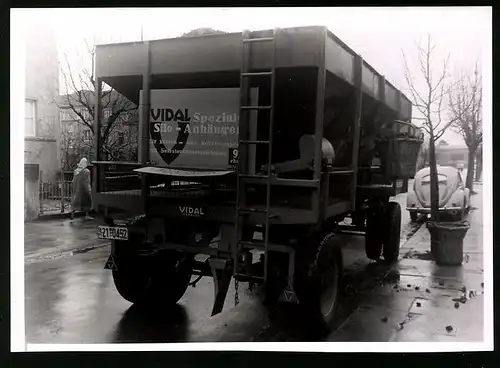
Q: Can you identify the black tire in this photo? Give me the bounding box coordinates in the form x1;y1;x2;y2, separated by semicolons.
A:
382;201;402;264
452;211;464;222
294;232;344;336
352;211;366;230
365;209;384;260
112;236;193;306
410;211;419;222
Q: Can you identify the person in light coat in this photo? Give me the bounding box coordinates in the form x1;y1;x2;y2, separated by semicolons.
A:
70;158;94;220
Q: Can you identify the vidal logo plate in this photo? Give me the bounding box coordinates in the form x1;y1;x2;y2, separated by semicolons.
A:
179;206;205;217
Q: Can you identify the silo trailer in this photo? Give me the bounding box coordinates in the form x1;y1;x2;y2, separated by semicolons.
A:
92;26;423;334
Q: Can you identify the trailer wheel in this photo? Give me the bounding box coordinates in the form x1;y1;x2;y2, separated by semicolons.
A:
294;232;343;336
352;211;366;230
365;209;384;260
382;201;401;264
112;239;193;306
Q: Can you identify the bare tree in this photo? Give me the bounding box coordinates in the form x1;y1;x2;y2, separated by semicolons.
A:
57;40;138;163
416;133;430;170
475;142;482;182
448;63;483;190
59;123;78;171
402;35;455;221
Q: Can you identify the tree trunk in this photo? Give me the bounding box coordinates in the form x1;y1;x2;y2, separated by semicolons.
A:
466;149;475;190
475;152;482;182
428;136;440;221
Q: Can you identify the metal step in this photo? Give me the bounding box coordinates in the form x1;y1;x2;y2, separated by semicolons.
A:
233;273;265;282
242;37;274;43
238;240;291;253
241;105;273;110
239;240;268;249
241;72;273;77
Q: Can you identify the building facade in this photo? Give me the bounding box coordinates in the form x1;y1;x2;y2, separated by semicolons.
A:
435;140;469;168
24;20;60;220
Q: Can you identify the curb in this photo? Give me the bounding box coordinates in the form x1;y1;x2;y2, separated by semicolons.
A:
400;222;429;251
25;241;110;264
31;211;97;222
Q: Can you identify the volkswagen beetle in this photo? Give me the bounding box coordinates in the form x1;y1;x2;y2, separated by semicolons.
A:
406;165;470;222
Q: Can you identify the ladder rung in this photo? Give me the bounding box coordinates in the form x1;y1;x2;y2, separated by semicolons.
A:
239;241;292;253
239;140;270;145
241;105;272;110
233;273;265;282
238;174;270;179
241;72;273;77
243;37;274;43
331;170;354;174
239;240;267;248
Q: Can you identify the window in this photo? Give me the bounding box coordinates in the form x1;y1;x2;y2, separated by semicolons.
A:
60;109;72;121
83;129;92;141
25;99;36;137
422;174;447;184
118;132;125;146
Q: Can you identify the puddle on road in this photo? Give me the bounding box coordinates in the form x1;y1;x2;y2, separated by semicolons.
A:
403;250;433;261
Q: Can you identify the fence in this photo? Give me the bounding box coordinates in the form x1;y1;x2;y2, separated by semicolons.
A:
39;179;73;215
38;164;141;216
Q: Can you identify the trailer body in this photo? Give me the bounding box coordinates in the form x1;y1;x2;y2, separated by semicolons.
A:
94;26;422;334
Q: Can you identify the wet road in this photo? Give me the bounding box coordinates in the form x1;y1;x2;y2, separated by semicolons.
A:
25;192;424;343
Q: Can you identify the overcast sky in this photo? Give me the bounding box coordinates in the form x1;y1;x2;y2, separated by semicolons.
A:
18;7;491;145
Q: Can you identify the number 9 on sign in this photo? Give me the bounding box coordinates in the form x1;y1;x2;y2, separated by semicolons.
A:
229;147;239;166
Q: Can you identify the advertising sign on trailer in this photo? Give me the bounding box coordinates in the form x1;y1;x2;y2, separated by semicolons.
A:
140;88;258;170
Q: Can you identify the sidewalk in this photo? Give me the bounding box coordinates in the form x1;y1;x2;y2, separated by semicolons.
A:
328;188;484;342
24;216;109;263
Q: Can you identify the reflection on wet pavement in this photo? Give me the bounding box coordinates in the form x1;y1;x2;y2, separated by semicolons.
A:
112;304;189;343
25;189;483;343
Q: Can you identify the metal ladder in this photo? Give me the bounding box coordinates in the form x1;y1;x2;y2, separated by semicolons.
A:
233;29;278;284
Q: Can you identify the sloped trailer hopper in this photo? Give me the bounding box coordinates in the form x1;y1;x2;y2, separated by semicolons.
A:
93;26;422;335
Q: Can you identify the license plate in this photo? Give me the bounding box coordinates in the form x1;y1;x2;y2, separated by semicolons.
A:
97;225;129;240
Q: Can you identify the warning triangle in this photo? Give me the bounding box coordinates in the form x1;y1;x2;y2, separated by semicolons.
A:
279;283;299;303
104;255;118;271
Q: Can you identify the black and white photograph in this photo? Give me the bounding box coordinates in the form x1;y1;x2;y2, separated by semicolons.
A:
11;6;492;352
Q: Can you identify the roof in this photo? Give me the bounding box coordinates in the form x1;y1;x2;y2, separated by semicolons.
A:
415;166;460;181
435;145;468;151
